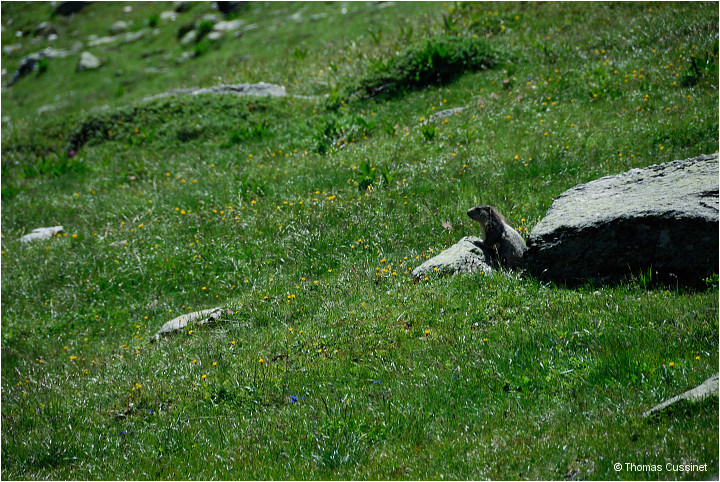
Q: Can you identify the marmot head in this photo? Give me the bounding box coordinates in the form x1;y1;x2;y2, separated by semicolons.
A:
467;205;495;223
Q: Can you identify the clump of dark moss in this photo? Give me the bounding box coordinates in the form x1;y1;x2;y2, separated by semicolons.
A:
336;33;500;105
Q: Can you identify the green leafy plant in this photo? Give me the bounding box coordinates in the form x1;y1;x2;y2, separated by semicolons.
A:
147;14;159;28
441;12;458;33
420;123;436;142
379;162;396;186
239;173;265;199
36;57;49;75
313;112;374;153
368;27;382;44
356;160;377;191
313;119;339;154
193;39;209;57
226;121;269;145
197;20;215;39
293;46;308;61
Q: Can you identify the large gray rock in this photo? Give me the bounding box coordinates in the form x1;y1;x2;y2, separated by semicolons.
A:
643;374;719;418
411;236;497;279
76;51;102;70
526;154;719;284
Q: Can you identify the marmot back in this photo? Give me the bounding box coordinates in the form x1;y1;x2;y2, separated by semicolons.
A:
467;205;527;269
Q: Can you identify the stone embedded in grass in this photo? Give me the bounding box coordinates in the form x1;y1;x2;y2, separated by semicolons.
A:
192;83;286;97
207;31;224;42
526;153;719;285
430;107;465;120
152;307;233;341
20;226;64;243
34;22;57;38
179;29;198;46
3;44;22;55
175;51;195;64
87;35;118;47
212;20;244;32
197;13;222;25
108;20;129;35
122;29;150;44
143;82;286;102
411;236;497;280
76;51;102;71
643;373;719;418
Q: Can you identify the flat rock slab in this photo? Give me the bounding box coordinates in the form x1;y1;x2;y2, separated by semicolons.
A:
20;226;64;242
412;236;497;279
526;153;719;284
152;307;233;341
142;82;286;102
643;373;719;418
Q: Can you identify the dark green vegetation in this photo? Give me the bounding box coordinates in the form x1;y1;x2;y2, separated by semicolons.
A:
337;33;499;103
1;2;718;479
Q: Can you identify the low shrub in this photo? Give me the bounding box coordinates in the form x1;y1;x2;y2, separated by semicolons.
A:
337;33;500;104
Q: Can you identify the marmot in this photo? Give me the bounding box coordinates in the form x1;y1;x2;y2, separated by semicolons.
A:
467;205;527;269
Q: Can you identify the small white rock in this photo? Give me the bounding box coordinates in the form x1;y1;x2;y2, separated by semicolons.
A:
77;51;102;70
20;226;64;243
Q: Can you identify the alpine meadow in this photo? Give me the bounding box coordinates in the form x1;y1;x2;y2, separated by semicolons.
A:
1;2;718;480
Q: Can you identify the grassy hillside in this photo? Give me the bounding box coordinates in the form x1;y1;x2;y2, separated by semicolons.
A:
1;2;718;479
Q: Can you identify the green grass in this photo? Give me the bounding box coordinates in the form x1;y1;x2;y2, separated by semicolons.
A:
2;1;718;479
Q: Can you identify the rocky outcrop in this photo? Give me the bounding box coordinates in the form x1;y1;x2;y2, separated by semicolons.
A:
411;236;497;279
643;373;719;417
526;153;719;285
